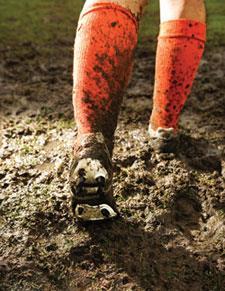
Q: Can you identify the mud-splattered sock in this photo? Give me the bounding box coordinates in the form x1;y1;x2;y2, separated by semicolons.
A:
73;3;138;151
150;19;206;131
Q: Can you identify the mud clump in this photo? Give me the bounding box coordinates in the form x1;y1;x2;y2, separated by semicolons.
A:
0;43;225;290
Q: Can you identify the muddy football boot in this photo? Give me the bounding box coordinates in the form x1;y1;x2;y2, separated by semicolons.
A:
148;124;179;153
69;132;118;221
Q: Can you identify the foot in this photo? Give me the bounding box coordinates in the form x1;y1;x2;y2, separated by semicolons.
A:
148;124;178;153
69;132;118;221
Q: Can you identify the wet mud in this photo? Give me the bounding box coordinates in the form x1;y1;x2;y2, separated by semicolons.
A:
0;42;225;290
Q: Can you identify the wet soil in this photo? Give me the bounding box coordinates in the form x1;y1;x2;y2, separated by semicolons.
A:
0;42;225;290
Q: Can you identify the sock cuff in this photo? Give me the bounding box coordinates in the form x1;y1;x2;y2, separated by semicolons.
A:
159;19;206;42
80;2;138;30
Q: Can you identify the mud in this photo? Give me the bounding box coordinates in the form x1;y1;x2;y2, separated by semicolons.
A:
0;41;225;290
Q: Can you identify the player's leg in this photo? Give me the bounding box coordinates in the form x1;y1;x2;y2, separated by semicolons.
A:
70;0;148;220
83;0;148;20
149;0;206;152
160;0;206;23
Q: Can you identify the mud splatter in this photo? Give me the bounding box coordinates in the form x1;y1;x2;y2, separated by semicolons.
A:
0;39;225;290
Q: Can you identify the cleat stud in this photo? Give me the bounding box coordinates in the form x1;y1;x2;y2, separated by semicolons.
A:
96;176;105;186
78;168;86;177
101;208;110;218
79;176;86;184
75;184;83;195
71;197;76;214
77;206;84;215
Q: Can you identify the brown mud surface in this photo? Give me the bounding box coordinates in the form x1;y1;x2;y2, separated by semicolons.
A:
0;42;225;290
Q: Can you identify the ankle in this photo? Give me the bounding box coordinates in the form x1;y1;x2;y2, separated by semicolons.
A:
75;131;114;157
148;124;177;139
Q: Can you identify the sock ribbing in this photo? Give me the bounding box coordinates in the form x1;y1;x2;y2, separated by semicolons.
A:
150;19;206;130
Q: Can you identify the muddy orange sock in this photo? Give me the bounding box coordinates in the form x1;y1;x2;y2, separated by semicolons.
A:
73;3;138;145
150;19;206;131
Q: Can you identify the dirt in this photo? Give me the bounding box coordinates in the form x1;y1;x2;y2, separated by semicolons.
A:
0;41;225;290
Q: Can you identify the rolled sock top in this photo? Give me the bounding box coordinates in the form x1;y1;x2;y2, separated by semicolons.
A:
159;19;206;42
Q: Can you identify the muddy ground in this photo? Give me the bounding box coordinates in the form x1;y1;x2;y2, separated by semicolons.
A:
0;40;225;290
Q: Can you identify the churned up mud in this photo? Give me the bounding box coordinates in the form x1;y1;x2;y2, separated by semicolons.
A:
0;41;225;290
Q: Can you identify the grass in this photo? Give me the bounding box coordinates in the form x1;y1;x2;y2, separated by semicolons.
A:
0;0;224;51
141;0;225;46
0;0;82;46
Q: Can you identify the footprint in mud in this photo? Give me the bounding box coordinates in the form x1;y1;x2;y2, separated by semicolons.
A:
178;134;222;173
72;218;224;290
171;190;202;234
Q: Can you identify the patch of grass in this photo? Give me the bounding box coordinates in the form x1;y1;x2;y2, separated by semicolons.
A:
139;1;160;42
57;118;74;130
140;0;225;46
0;0;82;46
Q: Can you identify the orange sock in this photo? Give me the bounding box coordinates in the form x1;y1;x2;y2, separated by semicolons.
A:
150;19;206;131
73;3;138;142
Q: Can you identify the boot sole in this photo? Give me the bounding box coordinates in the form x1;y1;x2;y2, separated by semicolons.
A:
70;158;118;221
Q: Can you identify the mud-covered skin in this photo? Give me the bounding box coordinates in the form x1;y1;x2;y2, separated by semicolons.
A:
1;43;225;289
